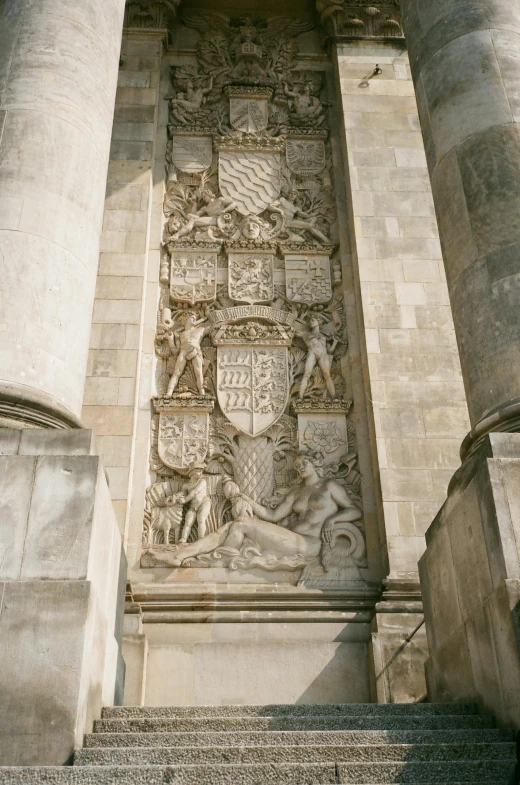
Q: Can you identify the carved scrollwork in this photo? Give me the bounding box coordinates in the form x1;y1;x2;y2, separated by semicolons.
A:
316;0;404;40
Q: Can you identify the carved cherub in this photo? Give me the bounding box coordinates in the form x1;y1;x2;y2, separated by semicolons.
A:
283;82;326;127
170;189;237;241
168;76;214;124
178;467;212;542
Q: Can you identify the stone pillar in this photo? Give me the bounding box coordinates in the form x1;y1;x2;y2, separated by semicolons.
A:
399;0;520;456
395;0;520;723
318;2;469;702
0;0;126;428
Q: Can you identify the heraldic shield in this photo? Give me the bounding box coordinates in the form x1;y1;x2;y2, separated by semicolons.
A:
218;151;281;215
158;411;210;471
171;135;213;173
217;345;289;436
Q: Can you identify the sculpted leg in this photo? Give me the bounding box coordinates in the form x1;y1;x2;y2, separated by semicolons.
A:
319;355;336;398
197;498;212;539
192;353;205;395
167;353;187;395
180;508;196;543
299;353;316;399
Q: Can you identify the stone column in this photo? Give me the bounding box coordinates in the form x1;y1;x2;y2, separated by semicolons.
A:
0;0;126;428
399;0;520;458
396;0;520;724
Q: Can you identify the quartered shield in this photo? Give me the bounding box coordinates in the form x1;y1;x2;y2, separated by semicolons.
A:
217;345;289;436
158;412;210;471
218;151;281;215
170;251;217;305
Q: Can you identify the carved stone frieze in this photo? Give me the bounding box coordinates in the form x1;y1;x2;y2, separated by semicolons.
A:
316;0;404;40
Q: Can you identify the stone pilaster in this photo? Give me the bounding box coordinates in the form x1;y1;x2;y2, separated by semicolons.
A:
0;0;126;428
325;15;470;699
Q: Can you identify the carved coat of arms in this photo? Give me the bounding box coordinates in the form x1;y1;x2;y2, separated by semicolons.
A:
284;253;332;304
171;135;213;173
219;151;281;215
158;412;210;471
228;253;274;304
286;139;326;176
170;251;217;305
216;341;289;436
230;97;269;133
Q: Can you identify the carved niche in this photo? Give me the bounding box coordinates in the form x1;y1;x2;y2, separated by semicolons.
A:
143;12;367;588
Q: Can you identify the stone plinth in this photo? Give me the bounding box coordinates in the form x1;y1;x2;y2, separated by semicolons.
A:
0;0;126;427
0;430;126;765
420;434;520;727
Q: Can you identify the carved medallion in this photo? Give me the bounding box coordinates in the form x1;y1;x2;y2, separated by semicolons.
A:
219;151;281;216
216;342;289;436
228;252;274;304
158;411;210;472
286;139;326;176
284;252;332;304
171;135;213;173
170;250;217;305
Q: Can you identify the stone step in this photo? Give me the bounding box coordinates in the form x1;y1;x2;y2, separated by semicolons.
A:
93;714;496;733
101;703;477;719
0;760;514;784
73;742;517;766
84;728;514;748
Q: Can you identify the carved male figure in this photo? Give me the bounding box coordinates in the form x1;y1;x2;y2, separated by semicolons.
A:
283;82;325;126
272;191;330;244
165;311;212;396
295;315;338;399
179;467;212;542
171;189;237;240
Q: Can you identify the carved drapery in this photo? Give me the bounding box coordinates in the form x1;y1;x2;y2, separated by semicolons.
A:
316;0;403;40
124;0;181;29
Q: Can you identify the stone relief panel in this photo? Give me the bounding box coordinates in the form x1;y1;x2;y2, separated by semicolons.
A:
142;11;367;588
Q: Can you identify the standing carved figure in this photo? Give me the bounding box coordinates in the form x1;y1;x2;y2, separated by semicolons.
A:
295;315;338;399
169;77;214;124
163;312;212;396
179;467;212;542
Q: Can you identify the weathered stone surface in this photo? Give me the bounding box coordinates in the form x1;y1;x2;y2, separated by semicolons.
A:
420;434;520;728
0;431;125;765
0;0;126;425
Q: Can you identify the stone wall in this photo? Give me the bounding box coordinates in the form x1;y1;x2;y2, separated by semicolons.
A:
82;32;164;536
335;41;470;580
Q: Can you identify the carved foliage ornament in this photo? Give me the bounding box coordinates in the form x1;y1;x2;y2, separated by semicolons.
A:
315;0;403;39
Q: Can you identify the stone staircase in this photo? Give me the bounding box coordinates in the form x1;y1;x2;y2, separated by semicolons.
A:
0;704;516;783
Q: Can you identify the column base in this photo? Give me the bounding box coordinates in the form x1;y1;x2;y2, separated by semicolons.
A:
0;429;126;765
420;433;520;727
0;383;82;430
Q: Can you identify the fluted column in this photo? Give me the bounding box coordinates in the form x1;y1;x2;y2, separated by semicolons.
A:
0;0;126;428
399;0;520;458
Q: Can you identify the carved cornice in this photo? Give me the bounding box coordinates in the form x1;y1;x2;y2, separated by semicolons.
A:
316;0;404;41
124;0;181;30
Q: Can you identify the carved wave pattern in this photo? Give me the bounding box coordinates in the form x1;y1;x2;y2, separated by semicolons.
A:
219;152;281;216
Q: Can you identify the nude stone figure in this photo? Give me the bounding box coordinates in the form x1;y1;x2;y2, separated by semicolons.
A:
295;315;338;399
164;311;212;397
179;467;212;542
